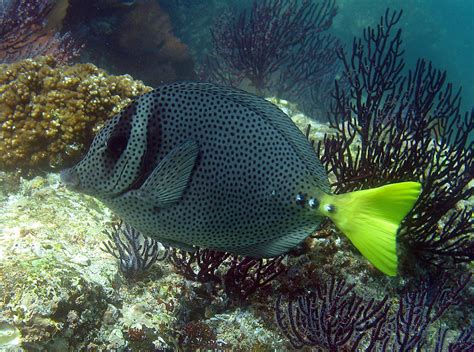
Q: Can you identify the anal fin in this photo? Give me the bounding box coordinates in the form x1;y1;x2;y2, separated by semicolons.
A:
232;229;312;258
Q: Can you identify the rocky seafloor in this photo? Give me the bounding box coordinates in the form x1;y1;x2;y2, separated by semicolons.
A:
0;104;470;351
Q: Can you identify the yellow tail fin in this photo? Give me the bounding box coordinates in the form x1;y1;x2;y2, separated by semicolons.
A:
319;182;421;276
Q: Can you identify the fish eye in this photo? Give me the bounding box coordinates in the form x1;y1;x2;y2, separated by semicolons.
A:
106;134;128;159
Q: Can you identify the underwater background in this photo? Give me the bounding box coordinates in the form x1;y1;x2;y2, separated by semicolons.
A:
0;0;472;351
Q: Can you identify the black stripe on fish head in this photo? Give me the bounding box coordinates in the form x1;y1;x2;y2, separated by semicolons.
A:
62;93;157;198
61;102;135;196
123;91;162;192
104;94;158;196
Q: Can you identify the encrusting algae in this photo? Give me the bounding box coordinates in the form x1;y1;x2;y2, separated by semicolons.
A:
0;56;152;177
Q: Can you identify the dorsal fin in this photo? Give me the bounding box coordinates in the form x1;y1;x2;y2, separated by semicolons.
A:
167;82;330;193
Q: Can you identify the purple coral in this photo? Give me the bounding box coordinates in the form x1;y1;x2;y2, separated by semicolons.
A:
169;248;286;301
317;9;473;269
435;321;474;352
169;248;231;285
275;273;471;350
223;255;286;302
275;276;390;350
392;272;471;350
206;0;339;102
0;0;80;63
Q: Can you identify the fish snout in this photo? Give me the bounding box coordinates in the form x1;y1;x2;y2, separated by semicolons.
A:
60;168;80;188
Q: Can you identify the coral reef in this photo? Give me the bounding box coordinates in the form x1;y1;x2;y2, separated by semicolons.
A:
271;9;473;350
0;56;152;176
435;321;474;351
275;276;390;350
0;0;80;63
178;320;218;350
275;273;471;350
316;9;473;271
0;173;290;350
390;272;471;350
0;95;470;349
169;248;286;302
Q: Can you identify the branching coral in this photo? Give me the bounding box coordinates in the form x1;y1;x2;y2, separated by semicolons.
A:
169;248;231;285
0;0;80;63
0;56;152;176
102;221;167;279
276;10;472;349
169;248;286;302
275;276;390;350
223;256;286;302
275;273;471;350
205;0;340;105
316;9;473;270
390;272;471;350
435;321;474;352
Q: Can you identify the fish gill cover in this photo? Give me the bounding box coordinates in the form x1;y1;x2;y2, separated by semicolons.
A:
0;0;472;351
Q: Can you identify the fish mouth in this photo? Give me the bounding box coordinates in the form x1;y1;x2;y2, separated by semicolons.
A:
60;168;80;189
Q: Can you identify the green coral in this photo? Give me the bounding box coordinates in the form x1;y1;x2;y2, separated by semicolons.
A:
0;56;152;177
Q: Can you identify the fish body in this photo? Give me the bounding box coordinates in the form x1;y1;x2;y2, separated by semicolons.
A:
62;82;329;257
61;82;421;275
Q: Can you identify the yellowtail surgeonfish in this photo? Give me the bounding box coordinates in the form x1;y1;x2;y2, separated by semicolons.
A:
60;82;421;276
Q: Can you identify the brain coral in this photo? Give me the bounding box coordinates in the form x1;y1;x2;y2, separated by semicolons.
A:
0;56;152;176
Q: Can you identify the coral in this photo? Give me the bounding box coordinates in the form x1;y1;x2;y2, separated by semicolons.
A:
0;173;292;350
102;221;167;279
169;248;231;285
223;256;286;302
178;321;217;350
169;248;286;302
0;55;152;176
206;0;340;103
0;251;110;348
388;272;471;350
275;273;471;350
317;9;473;270
435;321;474;352
275;276;390;350
0;0;81;63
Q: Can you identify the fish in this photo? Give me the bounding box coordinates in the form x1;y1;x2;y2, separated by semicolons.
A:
60;82;421;276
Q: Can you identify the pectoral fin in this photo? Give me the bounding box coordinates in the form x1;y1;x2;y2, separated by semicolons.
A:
128;140;199;208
